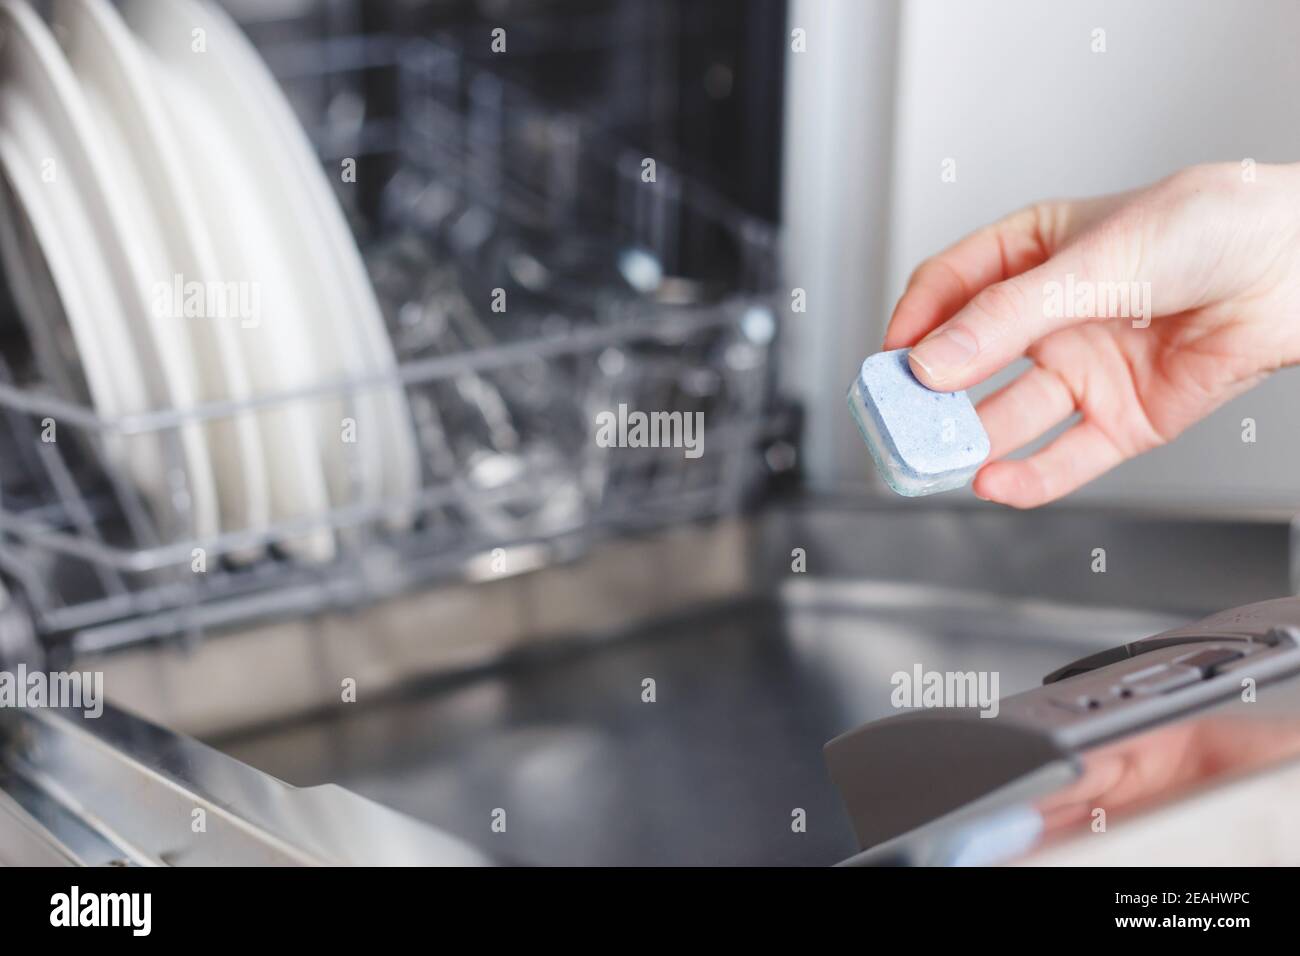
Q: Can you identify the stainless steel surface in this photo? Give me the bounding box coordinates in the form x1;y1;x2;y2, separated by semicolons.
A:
79;518;753;738
209;583;1184;865
0;784;82;866
3;498;1290;865
762;497;1296;616
0;703;490;866
64;498;1277;866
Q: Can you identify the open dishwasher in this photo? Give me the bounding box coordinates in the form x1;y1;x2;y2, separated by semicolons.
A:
0;0;789;866
3;0;1300;869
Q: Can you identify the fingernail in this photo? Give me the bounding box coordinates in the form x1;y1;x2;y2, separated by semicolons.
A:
909;326;978;385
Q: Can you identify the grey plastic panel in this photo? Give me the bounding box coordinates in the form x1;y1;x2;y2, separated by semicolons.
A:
825;598;1300;855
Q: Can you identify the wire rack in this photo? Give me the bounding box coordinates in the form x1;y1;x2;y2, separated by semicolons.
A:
0;30;787;658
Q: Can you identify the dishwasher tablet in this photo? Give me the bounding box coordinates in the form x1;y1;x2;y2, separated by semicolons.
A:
847;348;990;497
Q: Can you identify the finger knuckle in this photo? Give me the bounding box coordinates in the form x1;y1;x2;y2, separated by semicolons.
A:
906;258;939;288
968;281;1027;332
909;256;964;298
1021;200;1065;248
1074;208;1146;283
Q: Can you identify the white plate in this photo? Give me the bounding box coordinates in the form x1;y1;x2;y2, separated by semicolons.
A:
202;2;425;527
0;155;80;402
140;47;337;562
0;131;117;453
123;0;410;530
124;0;420;529
196;0;423;526
0;0;215;544
53;0;271;556
113;0;341;561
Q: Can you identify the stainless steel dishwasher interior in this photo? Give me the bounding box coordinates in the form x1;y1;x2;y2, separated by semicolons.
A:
72;499;1296;865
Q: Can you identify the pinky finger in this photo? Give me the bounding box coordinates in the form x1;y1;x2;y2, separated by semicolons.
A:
972;420;1124;508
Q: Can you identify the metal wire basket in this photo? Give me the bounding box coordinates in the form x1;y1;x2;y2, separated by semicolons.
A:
0;30;785;659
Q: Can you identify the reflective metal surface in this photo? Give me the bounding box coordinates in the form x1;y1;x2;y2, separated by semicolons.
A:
5;498;1292;865
211;584;1184;865
828;598;1300;865
846;668;1300;867
0;703;490;866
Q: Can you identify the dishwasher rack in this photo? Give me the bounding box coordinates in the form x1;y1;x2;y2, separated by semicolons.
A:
0;33;787;660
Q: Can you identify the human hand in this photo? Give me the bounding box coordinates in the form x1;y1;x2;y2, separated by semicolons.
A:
883;162;1300;507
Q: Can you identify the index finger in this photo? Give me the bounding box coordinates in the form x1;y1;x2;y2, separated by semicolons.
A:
883;194;1127;350
883;204;1057;350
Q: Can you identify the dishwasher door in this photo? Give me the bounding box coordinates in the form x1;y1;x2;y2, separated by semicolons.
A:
0;703;491;866
6;501;1286;867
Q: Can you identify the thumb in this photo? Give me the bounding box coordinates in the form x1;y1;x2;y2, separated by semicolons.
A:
906;240;1151;391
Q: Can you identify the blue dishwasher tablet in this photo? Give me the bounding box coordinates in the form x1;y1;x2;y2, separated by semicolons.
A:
847;348;990;497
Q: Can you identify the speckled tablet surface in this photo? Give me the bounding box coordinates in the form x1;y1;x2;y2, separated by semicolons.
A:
847;348;990;496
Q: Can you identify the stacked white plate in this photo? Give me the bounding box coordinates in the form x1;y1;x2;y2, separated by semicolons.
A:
0;0;421;561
